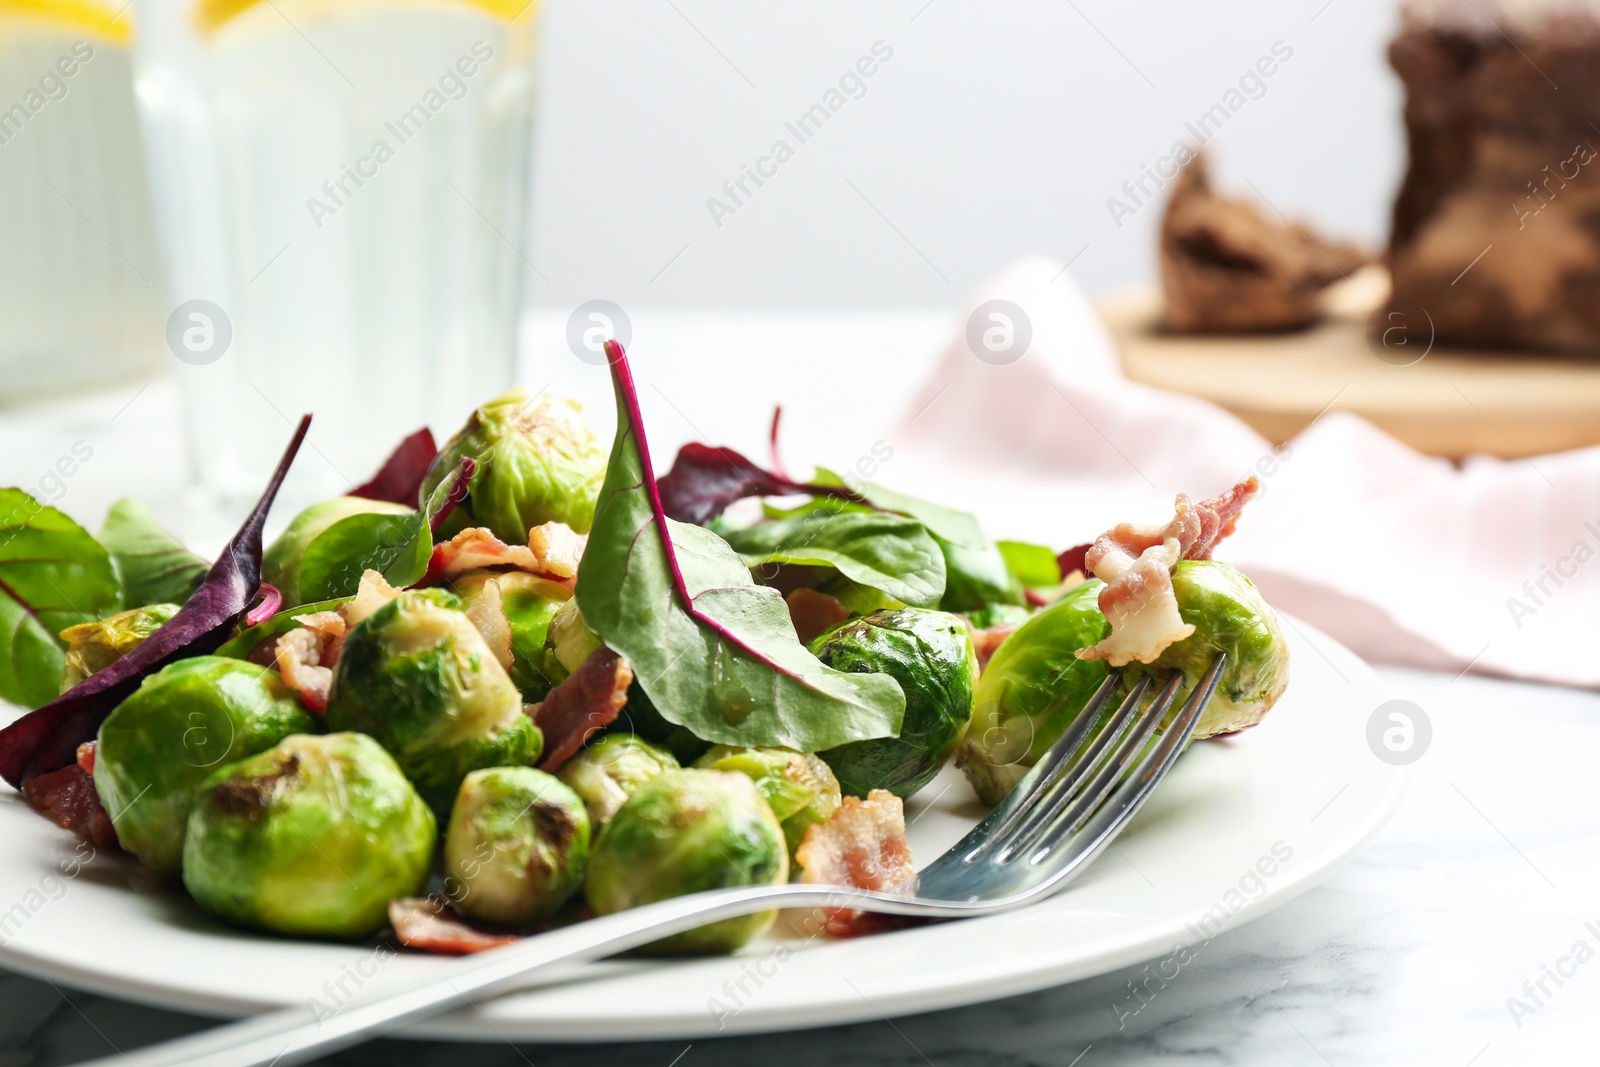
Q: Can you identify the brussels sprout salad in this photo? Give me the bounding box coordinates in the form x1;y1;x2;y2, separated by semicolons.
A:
0;341;1289;957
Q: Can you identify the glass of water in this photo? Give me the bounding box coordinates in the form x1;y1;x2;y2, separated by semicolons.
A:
0;5;163;402
133;0;540;510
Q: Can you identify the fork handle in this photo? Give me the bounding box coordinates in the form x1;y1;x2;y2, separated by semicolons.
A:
79;885;911;1067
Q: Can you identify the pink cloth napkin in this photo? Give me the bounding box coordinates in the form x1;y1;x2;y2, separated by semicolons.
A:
885;256;1600;689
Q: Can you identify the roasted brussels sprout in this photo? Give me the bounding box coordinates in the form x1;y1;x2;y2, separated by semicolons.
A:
585;769;788;955
936;534;1024;613
261;496;414;606
93;657;316;876
810;609;976;799
444;767;590;926
421;389;606;543
453;571;572;702
1121;560;1290;738
556;733;679;827
693;745;841;854
956;581;1110;806
183;733;435;939
544;598;603;675
59;603;180;692
324;589;542;815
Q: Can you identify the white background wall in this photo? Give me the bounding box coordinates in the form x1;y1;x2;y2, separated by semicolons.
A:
525;0;1408;309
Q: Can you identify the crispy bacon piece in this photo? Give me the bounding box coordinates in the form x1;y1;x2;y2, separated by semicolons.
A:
388;897;522;955
345;569;402;628
796;789;917;937
970;623;1017;671
22;764;118;851
525;522;586;580
275;628;331;714
1077;478;1258;667
532;648;634;772
421;524;587;587
462;577;514;671
75;741;95;776
786;588;850;645
269;572;402;710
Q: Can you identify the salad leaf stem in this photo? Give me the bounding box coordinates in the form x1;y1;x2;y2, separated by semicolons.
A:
427;457;475;537
244;583;283;627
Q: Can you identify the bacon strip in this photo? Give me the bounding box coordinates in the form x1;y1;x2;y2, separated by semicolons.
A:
532;648;634;772
388;897;522;955
22;764;118;851
970;623;1017;671
344;569;402;628
786;588;849;646
796;789;918;937
420;524;587;588
1077;478;1258;667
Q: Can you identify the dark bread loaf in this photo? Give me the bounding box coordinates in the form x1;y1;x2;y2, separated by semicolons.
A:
1388;0;1600;351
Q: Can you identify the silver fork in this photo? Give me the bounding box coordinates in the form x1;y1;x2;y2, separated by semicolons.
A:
84;655;1224;1067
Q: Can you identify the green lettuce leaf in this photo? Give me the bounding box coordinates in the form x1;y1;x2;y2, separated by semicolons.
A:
808;469;1021;611
0;490;122;708
297;511;430;603
576;345;905;752
998;540;1062;589
810;468;987;548
723;510;946;608
99;497;208;608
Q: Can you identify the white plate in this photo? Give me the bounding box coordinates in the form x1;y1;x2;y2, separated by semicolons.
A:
0;616;1403;1041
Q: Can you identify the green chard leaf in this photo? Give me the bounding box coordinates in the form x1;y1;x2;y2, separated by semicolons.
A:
810;468;987;549
0;489;122;708
808;469;1022;611
576;343;906;752
296;511;430;602
100;497;208;608
723;510;946;608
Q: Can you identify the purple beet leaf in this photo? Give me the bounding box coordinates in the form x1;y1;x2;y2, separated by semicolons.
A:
350;427;437;505
0;416;312;787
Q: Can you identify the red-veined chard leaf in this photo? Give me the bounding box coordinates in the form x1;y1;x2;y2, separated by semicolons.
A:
0;491;122;710
350;427;437;505
0;416;310;788
99;497;209;609
575;341;904;752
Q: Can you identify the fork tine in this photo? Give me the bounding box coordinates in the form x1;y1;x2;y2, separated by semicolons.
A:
994;670;1186;864
954;672;1135;863
1025;653;1226;871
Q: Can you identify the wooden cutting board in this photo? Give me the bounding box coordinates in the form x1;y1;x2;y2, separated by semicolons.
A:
1101;266;1600;459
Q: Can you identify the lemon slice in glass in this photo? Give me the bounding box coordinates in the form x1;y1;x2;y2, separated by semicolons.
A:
191;0;538;36
0;0;131;45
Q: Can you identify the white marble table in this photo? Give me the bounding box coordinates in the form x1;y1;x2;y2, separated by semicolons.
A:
2;312;1595;1065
